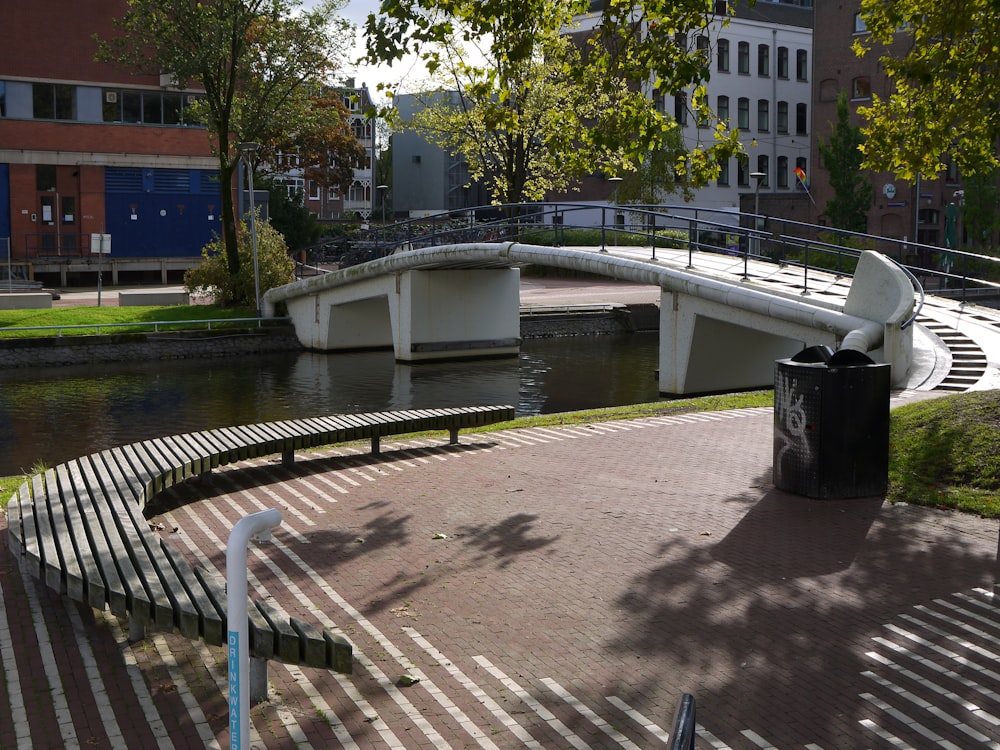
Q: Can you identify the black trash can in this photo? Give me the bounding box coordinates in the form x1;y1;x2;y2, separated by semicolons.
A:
773;345;890;499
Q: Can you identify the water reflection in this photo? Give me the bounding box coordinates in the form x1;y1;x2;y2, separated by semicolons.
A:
0;333;660;476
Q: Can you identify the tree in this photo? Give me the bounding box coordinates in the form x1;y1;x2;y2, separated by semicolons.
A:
96;0;355;278
960;170;1000;251
365;0;742;203
615;129;694;205
183;214;296;306
260;178;322;251
818;91;873;233
854;0;1000;180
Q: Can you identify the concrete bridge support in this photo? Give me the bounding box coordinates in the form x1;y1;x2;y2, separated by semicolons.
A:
658;291;834;394
282;268;521;362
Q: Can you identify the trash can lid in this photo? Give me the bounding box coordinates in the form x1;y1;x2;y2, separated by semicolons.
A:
790;345;834;363
828;348;876;367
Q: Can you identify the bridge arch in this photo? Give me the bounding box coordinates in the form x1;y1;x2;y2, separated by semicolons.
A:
263;243;915;395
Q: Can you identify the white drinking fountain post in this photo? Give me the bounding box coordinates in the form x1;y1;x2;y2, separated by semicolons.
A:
227;508;282;750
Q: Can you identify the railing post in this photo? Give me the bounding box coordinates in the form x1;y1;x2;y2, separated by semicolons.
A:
668;693;696;750
687;218;695;269
601;206;608;252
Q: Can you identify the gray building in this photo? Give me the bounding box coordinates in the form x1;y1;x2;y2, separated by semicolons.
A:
391;92;488;217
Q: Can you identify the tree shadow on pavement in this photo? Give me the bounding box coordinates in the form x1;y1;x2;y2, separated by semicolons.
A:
607;472;998;746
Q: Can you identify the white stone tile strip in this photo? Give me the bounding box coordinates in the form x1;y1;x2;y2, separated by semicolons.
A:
472;655;590;750
882;624;1000;682
403;626;544;749
865;650;1000;725
931;595;1000;636
252;479;318;527
284;663;361;750
739;728;777;748
20;569;80;749
63;599;126;748
150;634;221;749
284;467;349;497
0;568;31;749
861;670;998;746
540;677;643;750
605;696;671;744
899;613;1000;664
260;467;327;514
873;635;1000;706
96;609;173;749
858;718;915;749
694;725;734;749
860;692;964;750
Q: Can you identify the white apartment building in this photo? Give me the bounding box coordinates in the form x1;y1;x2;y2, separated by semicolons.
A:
574;1;813;211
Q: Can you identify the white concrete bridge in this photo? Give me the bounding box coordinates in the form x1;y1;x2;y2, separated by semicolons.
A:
263;243;916;396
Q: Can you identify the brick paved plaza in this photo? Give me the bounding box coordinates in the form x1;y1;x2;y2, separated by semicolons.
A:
3;403;1000;748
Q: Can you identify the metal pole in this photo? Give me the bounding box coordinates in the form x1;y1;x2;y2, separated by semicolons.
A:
227;508;282;750
247;163;261;318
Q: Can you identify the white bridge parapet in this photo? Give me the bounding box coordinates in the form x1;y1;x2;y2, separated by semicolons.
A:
263;245;915;394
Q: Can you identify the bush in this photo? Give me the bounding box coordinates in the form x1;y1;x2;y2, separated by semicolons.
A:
184;215;296;308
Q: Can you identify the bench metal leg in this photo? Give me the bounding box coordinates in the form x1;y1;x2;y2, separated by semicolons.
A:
371;436;380;455
250;657;269;704
449;427;459;445
281;449;295;467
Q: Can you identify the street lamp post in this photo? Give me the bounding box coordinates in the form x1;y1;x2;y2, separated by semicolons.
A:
236;143;262;318
748;171;766;278
603;176;623;252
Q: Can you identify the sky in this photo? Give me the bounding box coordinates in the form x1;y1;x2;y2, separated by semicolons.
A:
335;0;428;101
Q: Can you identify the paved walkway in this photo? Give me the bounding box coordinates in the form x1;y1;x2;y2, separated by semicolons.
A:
5;254;1000;748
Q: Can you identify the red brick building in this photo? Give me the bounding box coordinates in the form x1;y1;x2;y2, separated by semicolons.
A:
809;0;962;246
0;1;220;284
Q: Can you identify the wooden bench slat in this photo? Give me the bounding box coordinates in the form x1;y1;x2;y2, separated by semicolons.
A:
255;600;300;664
13;483;40;578
157;543;221;642
53;464;110;610
83;453;175;631
66;459;151;620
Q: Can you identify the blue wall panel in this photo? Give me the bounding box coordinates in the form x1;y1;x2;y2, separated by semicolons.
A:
105;167;222;258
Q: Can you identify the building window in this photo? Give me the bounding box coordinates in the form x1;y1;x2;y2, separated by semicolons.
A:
853;12;868;34
737;156;749;187
103;89;201;125
717;39;730;73
756;155;769;187
308;180;321;201
737;97;750;129
777;47;789;79
0;81;6;117
33;82;75;120
36;165;57;192
327;186;339;200
757;44;770;77
819;79;839;102
696;35;710;62
717;157;730;186
674;93;687;125
738;42;750;74
777;156;789;188
717;95;729;125
777;101;789;133
757;100;769;132
796;102;808;134
852;76;872;100
796;49;809;81
796;157;808;189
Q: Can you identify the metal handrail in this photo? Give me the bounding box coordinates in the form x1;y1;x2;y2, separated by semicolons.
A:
0;317;290;337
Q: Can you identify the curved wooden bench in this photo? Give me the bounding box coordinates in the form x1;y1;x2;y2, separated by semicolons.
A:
7;406;514;685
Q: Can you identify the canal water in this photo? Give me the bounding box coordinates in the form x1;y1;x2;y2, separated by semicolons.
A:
0;333;661;477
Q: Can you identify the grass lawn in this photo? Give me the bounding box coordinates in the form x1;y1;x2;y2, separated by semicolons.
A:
0;304;260;337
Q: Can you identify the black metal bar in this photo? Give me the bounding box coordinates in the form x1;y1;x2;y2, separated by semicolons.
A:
669;693;696;750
